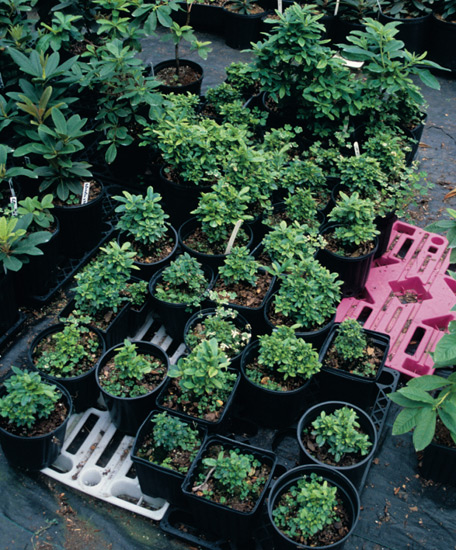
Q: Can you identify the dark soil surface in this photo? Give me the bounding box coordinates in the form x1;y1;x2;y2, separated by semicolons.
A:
183;225;249;255
213;271;272;308
53;180;102;207
136;434;201;474
322;339;384;379
301;428;370;467
433;417;456;448
245;356;307;391
129;233;175;264
155;64;201;87
324;233;376;258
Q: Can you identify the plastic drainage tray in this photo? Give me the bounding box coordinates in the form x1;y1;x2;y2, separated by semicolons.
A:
159;367;400;550
41;315;187;522
336;220;456;377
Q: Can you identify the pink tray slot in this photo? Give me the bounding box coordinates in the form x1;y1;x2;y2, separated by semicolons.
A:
335;221;456;378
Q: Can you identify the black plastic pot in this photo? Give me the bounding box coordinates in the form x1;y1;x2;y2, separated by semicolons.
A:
318;323;390;409
127;278;153;338
13;221;60;303
157;166;212;229
54;182;105;258
131;410;207;507
149;263;214;341
264;292;336;351
178;217;254;270
28;322;106;413
96;341;169;435
181;434;277;542
330;16;365;44
297;401;378;487
261;92;298;129
153;59;204;96
239;340;314;428
156;373;240;433
181;1;225;33
374;211;398;259
59;300;131;350
0;381;72;471
429;14;456;71
118;225;179;281
0;271;19;337
419;438;456;485
316;224;378;298
223;2;267;49
183;307;252;370
267;464;360;550
379;11;430;55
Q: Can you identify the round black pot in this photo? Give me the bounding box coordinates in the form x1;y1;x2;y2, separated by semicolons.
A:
54;182;105;258
374;211;398;259
316;224;378;297
405;113;427;164
261;92;298;129
181;434;277;542
131;410;207;507
178;217;254;270
239;340;314;428
118;225;178;281
156;373;240;432
108;143;150;183
207;270;277;337
318;323;390;409
0;271;19;337
297;401;378;488
183;307;252;370
153;59;204;96
223;1;267;49
96;341;169;435
379;11;430;55
149;263;214;341
157;166;212;229
0;381;72;471
28;323;106;413
13;221;60;303
187;2;224;33
330;16;365;45
429;14;456;71
267;464;360;550
263;292;336;351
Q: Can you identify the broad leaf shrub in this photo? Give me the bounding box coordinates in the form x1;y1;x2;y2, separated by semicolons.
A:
0;367;59;429
333;319;368;361
218;246;260;286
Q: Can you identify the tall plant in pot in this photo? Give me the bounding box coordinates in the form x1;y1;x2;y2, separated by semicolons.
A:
389;373;456;485
0;367;72;470
29;315;106;412
96;339;169;435
317;191;379;296
240;325;322;427
113;186;178;279
157;338;238;430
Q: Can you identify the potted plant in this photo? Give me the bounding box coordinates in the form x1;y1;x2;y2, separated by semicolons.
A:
29;315;106;412
267;464;360;549
153;1;211;95
131;410;206;506
96;339;169;435
184;303;252;369
223;0;267;50
69;240;142;347
317;191;379;297
389;373;456;485
318;318;390;408
333;0;379;43
297;402;377;487
265;257;342;349
157;338;238;430
149;252;213;340
113;186;178;279
181;434;277;541
239;325;322;427
210;246;275;334
0;367;72;470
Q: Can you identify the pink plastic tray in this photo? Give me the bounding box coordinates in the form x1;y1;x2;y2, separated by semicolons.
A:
336;221;456;377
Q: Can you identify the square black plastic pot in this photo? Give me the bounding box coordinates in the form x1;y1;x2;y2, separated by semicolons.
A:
419;440;456;486
181;434;277;543
318;323;390;410
131;410;207;507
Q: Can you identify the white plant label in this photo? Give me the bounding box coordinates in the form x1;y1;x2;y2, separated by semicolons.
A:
277;0;282;13
81;181;91;204
334;0;340;16
0;72;4;89
9;179;17;215
354;141;360;157
225;220;243;255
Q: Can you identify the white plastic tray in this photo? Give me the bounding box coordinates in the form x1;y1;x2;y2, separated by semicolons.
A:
41;313;187;521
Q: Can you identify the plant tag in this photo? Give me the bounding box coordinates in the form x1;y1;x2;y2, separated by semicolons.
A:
81;181;91;204
8;178;17;215
0;72;4;89
354;141;360;157
277;0;282;13
225;220;243;255
334;0;340;16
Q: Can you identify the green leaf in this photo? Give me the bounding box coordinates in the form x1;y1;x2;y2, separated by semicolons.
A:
407;375;451;391
399;387;436;405
439;401;456;438
392;407;419;436
412;407;436;451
